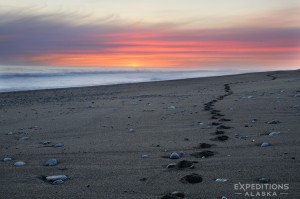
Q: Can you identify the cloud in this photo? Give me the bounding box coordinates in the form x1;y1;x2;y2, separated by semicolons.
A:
0;11;299;68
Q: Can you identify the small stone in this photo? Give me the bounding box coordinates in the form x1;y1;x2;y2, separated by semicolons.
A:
258;178;271;183
166;163;176;169
54;143;63;147
215;178;228;182
170;152;180;159
7;132;13;135
180;173;203;184
42;141;51;145
294;93;300;97
46;175;68;182
168;105;176;109
52;179;64;185
141;154;149;159
221;197;227;199
267;120;280;124
3;157;12;161
129;128;135;132
19;136;29;141
261;142;270;147
171;191;185;198
251;119;257;123
269;132;280;136
160;193;183;199
46;159;58;166
14;161;25;167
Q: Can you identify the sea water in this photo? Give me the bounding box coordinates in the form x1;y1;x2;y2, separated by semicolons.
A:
0;65;257;92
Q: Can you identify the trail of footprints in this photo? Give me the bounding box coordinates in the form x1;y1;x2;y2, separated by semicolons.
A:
160;84;233;198
204;83;233;142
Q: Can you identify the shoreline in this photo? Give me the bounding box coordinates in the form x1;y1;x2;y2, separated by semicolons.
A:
0;70;299;198
0;69;294;94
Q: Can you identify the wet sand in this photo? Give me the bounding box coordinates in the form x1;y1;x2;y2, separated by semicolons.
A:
0;70;300;198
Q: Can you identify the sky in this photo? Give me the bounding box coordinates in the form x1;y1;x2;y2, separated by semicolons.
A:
0;0;299;70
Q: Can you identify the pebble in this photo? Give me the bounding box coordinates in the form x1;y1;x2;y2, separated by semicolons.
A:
14;161;26;167
251;119;257;123
269;131;281;136
46;159;58;166
166;163;176;169
54;143;63;148
171;191;184;198
52;179;64;185
258;178;271;183
170;152;180;159
3;157;12;161
261;142;270;147
141;154;149;159
294;93;300;97
215;178;228;182
267;120;280;124
128;128;135;132
7;132;13;135
168;106;176;109
46;175;68;182
19;137;29;141
42;141;51;145
180;173;203;184
221;197;227;199
160;192;184;199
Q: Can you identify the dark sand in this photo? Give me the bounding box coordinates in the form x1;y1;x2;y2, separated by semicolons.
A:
0;70;300;198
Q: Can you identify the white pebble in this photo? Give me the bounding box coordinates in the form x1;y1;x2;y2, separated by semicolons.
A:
14;161;25;167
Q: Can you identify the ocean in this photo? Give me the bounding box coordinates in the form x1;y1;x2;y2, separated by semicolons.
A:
0;65;259;92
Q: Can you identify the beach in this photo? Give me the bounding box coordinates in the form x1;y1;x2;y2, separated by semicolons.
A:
0;70;299;198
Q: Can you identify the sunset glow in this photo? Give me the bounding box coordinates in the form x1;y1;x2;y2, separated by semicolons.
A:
0;0;299;69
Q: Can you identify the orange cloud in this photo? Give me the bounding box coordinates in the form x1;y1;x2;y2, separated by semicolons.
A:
0;13;299;69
